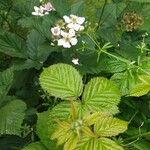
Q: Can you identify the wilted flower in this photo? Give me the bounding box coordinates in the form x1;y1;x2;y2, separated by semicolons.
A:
72;58;79;65
58;29;78;48
122;12;143;32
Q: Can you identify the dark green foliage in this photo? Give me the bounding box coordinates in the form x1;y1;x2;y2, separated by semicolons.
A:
0;0;150;149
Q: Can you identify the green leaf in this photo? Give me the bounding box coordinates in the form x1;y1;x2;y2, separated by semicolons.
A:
48;102;79;135
0;32;27;58
130;0;150;3
130;75;150;97
71;1;84;15
111;70;139;96
84;0;112;24
77;137;124;150
0;99;26;136
94;115;128;137
22;142;47;150
103;57;127;73
97;138;124;150
64;134;78;150
99;2;126;28
13;59;42;71
13;0;40;15
27;30;54;62
0;67;14;97
36;111;61;150
82;77;121;114
40;64;83;100
134;140;150;150
51;0;74;16
141;57;150;74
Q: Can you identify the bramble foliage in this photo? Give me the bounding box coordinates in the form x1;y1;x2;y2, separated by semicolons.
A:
0;0;150;150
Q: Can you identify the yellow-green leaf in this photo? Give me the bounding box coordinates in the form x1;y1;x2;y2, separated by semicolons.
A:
40;64;83;100
94;115;128;137
82;77;120;114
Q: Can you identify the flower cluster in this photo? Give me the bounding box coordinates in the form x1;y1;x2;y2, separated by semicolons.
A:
32;2;55;16
51;15;85;48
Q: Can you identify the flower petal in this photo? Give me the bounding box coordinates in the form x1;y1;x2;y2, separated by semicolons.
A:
73;24;81;31
67;23;81;31
63;41;71;48
70;14;78;20
34;6;40;11
77;17;85;25
32;12;39;16
61;30;68;37
63;16;71;24
79;26;85;31
45;12;49;15
58;39;64;46
69;29;75;37
70;37;78;46
39;6;44;13
51;26;61;36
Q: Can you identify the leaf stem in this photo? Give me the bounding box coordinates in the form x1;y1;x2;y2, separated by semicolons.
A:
85;33;150;76
96;0;107;31
124;131;150;141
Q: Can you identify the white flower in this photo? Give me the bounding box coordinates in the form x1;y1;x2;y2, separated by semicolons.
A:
58;29;78;48
51;26;61;36
43;2;55;12
72;58;79;65
32;2;55;16
32;6;44;16
63;15;85;31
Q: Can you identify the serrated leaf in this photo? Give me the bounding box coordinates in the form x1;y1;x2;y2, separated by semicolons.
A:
97;138;124;150
103;57;127;73
71;1;84;15
82;77;120;114
134;140;150;150
36;111;61;150
13;0;40;16
84;112;103;126
0;67;13;98
27;30;54;62
130;75;150;97
130;0;150;3
48;102;80;136
51;0;76;16
13;59;42;71
22;142;47;150
0;100;26;136
40;64;83;100
64;134;78;150
141;57;150;74
0;32;27;58
111;70;139;96
77;137;124;150
94;115;128;137
51;121;72;145
77;137;98;150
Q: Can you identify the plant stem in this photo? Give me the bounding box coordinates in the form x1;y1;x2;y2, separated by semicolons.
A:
96;0;107;31
124;131;150;141
85;33;150;76
86;33;130;64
